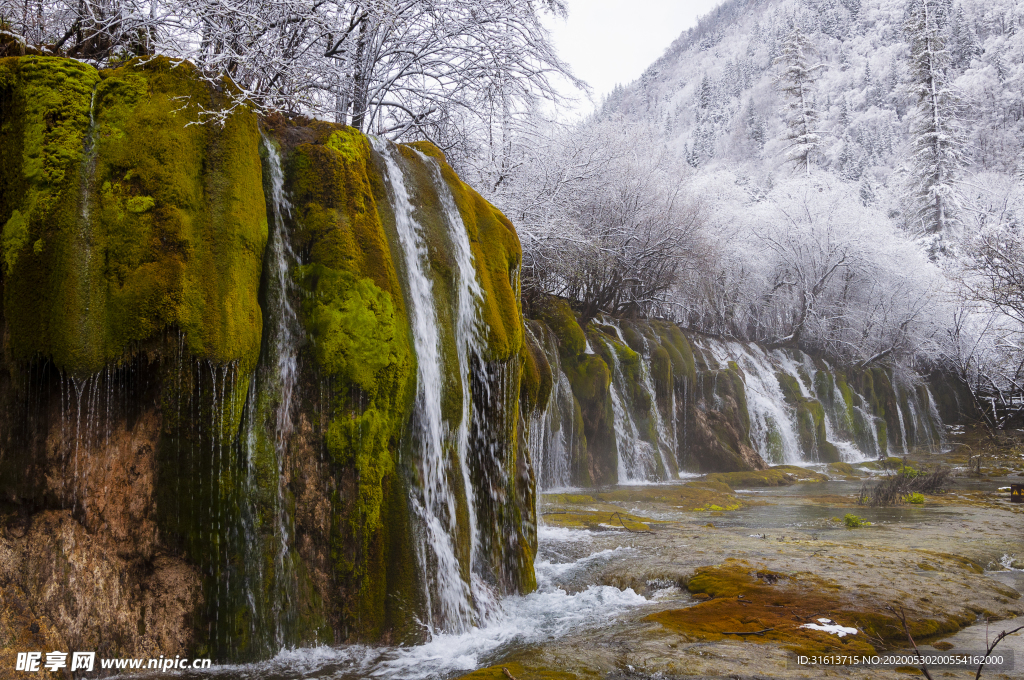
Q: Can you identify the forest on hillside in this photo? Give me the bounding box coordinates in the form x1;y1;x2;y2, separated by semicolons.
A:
5;0;1024;429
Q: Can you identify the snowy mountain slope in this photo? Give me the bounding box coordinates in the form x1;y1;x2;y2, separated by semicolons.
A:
596;0;1023;205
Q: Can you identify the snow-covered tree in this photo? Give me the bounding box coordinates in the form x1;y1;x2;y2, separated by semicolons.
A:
3;0;577;153
904;0;967;253
773;27;825;174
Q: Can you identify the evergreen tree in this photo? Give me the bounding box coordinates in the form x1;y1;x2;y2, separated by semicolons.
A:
904;0;966;253
948;6;980;70
774;28;825;174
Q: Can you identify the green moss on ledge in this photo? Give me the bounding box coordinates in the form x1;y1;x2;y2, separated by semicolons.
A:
0;56;267;375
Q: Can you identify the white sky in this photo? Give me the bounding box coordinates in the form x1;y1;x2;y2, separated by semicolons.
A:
545;0;723;115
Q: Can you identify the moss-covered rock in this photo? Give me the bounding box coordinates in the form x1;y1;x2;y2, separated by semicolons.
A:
0;56;267;375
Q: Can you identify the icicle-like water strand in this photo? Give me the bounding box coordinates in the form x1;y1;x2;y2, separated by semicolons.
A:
257;134;302;650
374;139;477;633
528;325;575;490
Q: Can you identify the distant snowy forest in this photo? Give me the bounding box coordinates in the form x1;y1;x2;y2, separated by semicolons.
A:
483;0;1024;428
5;0;1024;427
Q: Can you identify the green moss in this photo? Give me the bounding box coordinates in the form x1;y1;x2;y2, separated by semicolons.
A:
298;264;403;396
649;560;881;656
536;297;586;359
776;372;803;405
563;352;616;485
284;122;423;640
1;56;267;375
814;369;834;405
707;469;801;488
455;662;582;680
1;209;27;271
827;462;857;477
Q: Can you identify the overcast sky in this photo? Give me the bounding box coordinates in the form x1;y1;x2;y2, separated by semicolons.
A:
545;0;723;115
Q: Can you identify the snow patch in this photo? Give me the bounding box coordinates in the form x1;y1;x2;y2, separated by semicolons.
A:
799;618;858;637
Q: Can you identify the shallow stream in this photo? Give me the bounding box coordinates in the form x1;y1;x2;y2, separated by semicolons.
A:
147;474;1024;680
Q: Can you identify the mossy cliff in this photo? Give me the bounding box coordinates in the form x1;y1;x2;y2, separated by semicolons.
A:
526;304;767;483
0;56;265;375
526;301;949;488
0;56;537;663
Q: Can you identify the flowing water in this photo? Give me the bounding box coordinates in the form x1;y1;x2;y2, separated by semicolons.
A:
527;325;575;490
166;527;654;680
374;140;481;633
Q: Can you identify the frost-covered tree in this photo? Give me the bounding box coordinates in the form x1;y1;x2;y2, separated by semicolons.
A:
904;0;967;252
773;27;825;174
2;0;577;152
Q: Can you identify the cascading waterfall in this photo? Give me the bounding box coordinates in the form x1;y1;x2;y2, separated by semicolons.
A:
803;357;871;464
421;151;509;622
527;325;575;490
374;140;479;633
601;338;663;483
257;134;302;650
696;337;803;465
639;347;677;480
684;336;951;465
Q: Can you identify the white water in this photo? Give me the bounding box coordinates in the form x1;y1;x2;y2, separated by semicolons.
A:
421;153;490;612
638;336;677;479
925;386;947;451
697;338;804;465
894;390;911;456
203;534;650;680
261;135;302;649
603;339;660;483
375;140;477;633
528;325;574;490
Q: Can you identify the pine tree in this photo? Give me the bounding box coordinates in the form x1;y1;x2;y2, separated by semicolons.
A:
948;6;980;70
773;28;825;174
904;0;966;253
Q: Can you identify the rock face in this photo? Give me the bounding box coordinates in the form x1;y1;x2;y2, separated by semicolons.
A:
525;298;949;488
0;56;537;662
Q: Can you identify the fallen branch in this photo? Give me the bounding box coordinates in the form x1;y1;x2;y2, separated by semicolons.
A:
974;623;1024;680
721;627;774;636
502;668;519;680
609;511;654;534
888;605;933;680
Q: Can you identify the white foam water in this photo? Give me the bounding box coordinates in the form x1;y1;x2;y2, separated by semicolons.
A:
374;139;476;633
200;543;650;680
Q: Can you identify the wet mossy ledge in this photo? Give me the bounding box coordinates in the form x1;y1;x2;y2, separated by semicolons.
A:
526;294;955;488
0;56;534;661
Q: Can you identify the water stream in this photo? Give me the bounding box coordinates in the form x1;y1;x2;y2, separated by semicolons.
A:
375;140;480;633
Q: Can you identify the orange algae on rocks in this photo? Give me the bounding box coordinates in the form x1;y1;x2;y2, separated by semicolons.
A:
646;560;965;656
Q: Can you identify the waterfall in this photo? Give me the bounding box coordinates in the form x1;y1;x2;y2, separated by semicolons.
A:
374;140;478;633
421;151;510;621
894;391;910;456
697;338;803;465
638;337;676;479
687;336;893;465
528;325;574;490
603;339;660;483
925;386;946;451
259;134;302;650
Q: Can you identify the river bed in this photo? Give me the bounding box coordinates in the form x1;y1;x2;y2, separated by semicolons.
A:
141;469;1024;680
